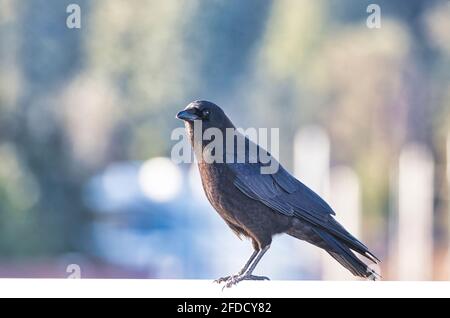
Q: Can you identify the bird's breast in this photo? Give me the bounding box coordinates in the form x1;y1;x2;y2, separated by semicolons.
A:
197;162;239;221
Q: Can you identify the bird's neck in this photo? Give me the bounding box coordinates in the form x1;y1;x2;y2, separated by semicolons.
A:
185;120;236;163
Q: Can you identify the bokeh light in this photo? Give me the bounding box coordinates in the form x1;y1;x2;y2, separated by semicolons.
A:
138;157;182;202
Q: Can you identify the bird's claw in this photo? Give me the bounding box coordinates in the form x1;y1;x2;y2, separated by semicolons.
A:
217;274;270;290
214;275;236;284
222;275;240;290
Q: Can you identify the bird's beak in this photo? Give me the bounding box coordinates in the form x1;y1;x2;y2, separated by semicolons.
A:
176;109;200;122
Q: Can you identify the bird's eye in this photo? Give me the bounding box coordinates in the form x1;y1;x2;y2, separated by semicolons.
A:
202;109;210;119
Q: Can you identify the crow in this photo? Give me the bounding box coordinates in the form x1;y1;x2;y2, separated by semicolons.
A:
176;100;380;288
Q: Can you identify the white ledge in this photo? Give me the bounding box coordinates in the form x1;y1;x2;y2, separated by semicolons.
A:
0;279;449;298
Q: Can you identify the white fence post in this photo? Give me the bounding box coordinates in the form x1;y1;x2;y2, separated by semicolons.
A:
294;126;330;278
294;126;330;199
322;166;361;280
395;143;434;280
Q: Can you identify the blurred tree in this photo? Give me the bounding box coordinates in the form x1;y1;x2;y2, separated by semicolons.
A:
0;0;88;257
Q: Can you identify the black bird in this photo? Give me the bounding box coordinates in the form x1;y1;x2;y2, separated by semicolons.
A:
176;100;380;287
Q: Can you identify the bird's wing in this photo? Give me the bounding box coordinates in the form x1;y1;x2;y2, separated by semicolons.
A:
227;134;378;261
226;132;335;219
231;162;335;219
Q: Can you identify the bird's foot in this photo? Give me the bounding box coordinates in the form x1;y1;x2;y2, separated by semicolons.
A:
214;275;238;284
221;274;270;290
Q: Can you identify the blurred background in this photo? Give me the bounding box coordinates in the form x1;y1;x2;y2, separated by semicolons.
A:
0;0;449;280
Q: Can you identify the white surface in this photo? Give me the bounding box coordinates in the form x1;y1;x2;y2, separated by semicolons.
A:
0;280;449;298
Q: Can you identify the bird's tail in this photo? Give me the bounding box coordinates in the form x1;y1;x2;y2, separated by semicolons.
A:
312;228;380;280
288;224;380;280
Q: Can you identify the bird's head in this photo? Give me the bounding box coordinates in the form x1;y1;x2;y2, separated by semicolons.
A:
176;100;233;131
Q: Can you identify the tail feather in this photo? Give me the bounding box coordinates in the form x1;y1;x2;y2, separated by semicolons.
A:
312;228;380;280
325;219;381;263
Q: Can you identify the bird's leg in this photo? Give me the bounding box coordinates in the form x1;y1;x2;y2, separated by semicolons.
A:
214;249;259;284
238;249;260;275
223;245;271;289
